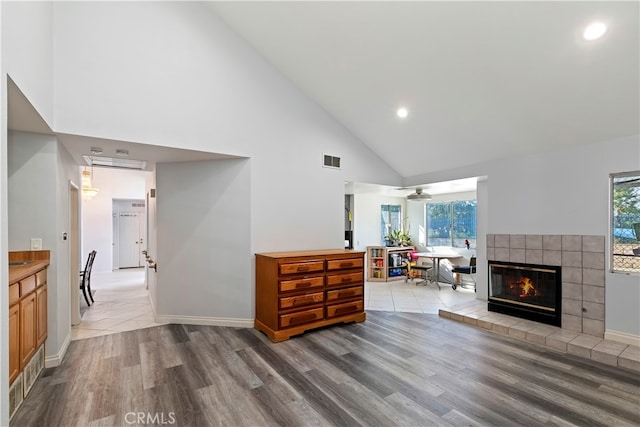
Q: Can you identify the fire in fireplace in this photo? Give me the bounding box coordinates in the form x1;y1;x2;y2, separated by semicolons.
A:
488;261;561;326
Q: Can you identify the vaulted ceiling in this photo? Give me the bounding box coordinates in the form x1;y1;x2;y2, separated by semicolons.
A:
7;2;639;193
207;1;639;178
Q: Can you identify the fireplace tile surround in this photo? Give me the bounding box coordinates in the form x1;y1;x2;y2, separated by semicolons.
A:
487;234;605;338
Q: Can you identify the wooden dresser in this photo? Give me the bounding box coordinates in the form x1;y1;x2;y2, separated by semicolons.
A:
255;249;366;342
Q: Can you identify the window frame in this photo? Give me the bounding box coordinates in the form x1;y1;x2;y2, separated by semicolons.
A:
381;204;402;245
426;199;477;248
610;171;640;275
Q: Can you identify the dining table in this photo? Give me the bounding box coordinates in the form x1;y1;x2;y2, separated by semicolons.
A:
414;252;463;290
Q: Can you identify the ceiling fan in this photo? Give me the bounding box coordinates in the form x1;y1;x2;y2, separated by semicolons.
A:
406;187;432;201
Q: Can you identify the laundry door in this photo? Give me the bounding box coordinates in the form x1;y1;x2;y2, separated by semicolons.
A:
118;212;144;268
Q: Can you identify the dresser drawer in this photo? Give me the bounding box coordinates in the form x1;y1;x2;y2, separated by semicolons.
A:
326;286;363;302
9;283;20;306
327;300;364;318
326;272;362;288
326;257;363;271
279;260;324;275
279;276;324;293
279;292;324;310
20;275;37;296
280;307;324;328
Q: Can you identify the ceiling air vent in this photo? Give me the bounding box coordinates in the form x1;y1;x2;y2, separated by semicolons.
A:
323;154;341;169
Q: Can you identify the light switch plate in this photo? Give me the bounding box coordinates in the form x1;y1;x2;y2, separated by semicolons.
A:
30;238;42;250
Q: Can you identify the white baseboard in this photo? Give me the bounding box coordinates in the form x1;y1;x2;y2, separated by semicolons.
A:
605;329;640;347
150;292;253;328
148;291;157;315
44;332;71;368
154;314;254;329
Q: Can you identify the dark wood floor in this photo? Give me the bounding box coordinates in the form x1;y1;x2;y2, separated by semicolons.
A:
12;311;640;427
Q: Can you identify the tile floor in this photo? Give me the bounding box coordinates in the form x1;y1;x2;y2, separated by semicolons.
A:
71;268;477;341
365;276;478;313
71;268;166;341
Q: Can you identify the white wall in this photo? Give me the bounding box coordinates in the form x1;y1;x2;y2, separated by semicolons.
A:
487;135;640;338
352;194;407;251
2;1;54;125
7;132;57;250
406;135;640;338
2;4;55;418
0;7;7;420
7;131;78;369
156;159;252;323
52;1;402;257
145;168;158;312
81;167;149;273
53;137;80;365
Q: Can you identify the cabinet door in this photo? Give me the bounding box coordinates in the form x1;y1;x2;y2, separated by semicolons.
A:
20;292;37;368
37;284;48;347
9;304;20;384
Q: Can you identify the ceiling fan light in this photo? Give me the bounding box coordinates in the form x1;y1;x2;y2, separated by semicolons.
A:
407;187;432;201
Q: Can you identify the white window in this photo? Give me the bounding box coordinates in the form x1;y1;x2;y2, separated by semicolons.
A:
611;171;640;273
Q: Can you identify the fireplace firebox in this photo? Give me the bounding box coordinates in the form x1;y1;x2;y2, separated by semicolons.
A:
488;261;561;327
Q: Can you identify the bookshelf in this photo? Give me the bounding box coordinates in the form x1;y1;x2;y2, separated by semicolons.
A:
366;246;414;282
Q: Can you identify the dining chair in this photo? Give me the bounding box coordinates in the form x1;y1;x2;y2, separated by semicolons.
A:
451;256;476;292
405;251;433;285
80;250;97;306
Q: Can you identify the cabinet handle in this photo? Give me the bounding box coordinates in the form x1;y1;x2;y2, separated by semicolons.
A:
295;281;312;288
338;290;354;298
341;277;352;282
296;266;309;272
335;305;357;315
292;296;312;306
340;262;353;268
289;313;316;325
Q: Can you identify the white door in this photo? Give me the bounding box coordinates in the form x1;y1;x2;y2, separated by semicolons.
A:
118;212;143;268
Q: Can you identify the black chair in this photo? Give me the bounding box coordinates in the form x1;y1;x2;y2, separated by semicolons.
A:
405;252;434;286
451;256;476;292
80;250;97;306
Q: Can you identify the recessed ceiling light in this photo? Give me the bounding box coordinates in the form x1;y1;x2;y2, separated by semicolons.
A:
397;107;409;118
583;22;607;40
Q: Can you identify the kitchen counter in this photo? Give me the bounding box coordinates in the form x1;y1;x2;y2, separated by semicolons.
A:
9;260;50;284
8;250;51;284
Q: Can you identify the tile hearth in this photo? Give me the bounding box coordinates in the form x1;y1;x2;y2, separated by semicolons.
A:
439;300;640;373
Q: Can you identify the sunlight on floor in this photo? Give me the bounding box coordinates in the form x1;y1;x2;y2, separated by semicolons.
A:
365;278;477;314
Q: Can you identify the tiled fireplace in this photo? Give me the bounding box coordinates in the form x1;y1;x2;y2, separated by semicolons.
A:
487;234;605;338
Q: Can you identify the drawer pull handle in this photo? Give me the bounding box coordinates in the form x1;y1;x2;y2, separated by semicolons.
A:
341;277;352;282
290;313;317;325
297;266;309;272
340;262;353;268
338;291;354;298
335;305;357;315
295;281;312;288
292;297;312;306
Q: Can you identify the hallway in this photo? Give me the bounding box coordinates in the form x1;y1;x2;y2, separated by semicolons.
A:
71;268;166;341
